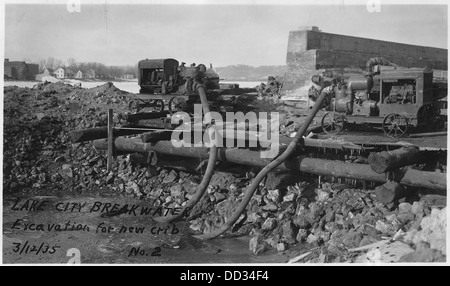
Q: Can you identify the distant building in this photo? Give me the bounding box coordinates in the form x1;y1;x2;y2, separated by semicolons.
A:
54;67;65;79
43;68;54;75
74;70;83;79
4;58;39;80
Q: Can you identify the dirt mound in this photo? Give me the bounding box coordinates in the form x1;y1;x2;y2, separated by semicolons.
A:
2;83;136;197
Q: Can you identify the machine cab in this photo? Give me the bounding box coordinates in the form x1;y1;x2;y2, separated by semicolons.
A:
377;67;434;125
138;58;179;93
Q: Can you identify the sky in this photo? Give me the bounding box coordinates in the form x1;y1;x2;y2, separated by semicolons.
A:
3;2;448;67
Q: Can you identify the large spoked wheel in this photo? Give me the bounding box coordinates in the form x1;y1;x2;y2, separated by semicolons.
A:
129;100;140;113
321;112;345;135
168;96;187;114
151;99;165;112
382;113;409;138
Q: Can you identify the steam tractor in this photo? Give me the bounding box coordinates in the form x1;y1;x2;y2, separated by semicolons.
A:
317;59;446;138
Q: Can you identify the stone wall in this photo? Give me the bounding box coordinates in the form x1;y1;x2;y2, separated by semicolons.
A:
285;27;448;91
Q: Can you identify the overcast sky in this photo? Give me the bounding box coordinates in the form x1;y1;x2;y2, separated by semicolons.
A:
4;3;448;67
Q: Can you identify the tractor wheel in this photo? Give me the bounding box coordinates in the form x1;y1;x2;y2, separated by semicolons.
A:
321;112;345;135
129;100;140;113
151;99;165;112
382;113;409;138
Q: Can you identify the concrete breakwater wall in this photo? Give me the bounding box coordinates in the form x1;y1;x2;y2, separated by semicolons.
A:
284;26;448;91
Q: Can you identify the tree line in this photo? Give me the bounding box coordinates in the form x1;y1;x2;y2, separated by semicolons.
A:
30;57;138;79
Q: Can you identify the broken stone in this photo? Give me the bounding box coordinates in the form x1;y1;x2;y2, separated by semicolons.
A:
293;215;311;229
319;231;331;243
125;181;141;196
375;220;391;234
229;183;238;193
170;185;183;198
249;235;269;255
385;213;397;222
324;210;335;223
262;203;278;212
398;202;412;213
276;243;286;252
190;218;203;232
262;218;277;231
163;170;178;184
283;193;297;202
316;188;330;202
60;164;73;178
214;192;226;203
282;221;298;244
247;212;262;224
399;244;446;263
404;207;446;254
182;179;199;194
411;201;425;216
306;233;319;244
296;228;308;242
266;189;280;203
396;212;415;224
342;230;363;247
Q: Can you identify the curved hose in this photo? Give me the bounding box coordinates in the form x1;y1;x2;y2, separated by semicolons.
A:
153;82;218;224
193;90;329;240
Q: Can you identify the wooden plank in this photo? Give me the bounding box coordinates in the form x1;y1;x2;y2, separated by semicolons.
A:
69;126;149;143
107;109;114;172
318;133;447;150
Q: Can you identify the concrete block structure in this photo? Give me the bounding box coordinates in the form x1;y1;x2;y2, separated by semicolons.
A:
4;59;39;80
285;26;448;90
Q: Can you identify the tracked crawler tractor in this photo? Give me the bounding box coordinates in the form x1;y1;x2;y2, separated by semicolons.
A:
129;58;257;114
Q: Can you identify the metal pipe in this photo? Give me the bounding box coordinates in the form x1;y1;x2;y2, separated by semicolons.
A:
93;138;446;191
192;87;330;240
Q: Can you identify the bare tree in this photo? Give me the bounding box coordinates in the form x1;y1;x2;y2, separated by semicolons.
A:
67;58;77;69
38;58;47;72
46;57;56;70
54;59;64;69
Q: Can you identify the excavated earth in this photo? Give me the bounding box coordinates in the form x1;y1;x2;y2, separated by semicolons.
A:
2;82;446;264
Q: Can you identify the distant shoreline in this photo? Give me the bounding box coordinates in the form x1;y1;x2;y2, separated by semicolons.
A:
4;78;138;83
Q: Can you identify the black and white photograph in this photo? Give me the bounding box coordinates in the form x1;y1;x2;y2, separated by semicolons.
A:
1;0;448;267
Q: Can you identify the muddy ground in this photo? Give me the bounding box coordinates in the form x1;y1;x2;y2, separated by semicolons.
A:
2;82;446;264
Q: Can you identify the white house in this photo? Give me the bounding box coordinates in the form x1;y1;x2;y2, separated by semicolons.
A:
54;67;65;79
43;68;54;75
74;70;83;79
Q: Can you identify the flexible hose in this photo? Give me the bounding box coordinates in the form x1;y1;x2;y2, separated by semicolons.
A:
193;90;329;240
153;82;218;223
